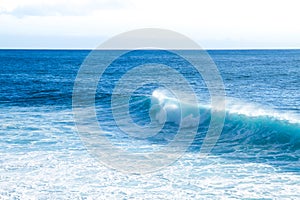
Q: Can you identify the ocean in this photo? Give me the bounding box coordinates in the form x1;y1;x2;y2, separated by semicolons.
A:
0;49;299;199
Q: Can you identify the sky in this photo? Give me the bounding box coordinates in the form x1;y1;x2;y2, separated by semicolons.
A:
0;0;300;49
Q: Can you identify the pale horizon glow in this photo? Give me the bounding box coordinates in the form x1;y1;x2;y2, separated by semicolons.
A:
0;0;300;49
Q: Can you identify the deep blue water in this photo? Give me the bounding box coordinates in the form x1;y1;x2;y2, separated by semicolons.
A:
0;49;299;198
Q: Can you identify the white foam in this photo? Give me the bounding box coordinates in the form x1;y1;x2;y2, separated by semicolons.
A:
225;98;300;124
151;89;199;128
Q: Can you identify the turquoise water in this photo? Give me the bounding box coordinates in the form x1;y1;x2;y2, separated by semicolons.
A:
0;50;299;198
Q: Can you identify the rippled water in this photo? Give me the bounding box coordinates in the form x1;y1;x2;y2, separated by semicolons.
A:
0;50;299;198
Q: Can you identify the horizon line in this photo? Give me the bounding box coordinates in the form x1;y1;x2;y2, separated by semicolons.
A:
1;47;300;51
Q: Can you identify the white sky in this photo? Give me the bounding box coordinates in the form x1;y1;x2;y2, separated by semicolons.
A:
0;0;300;49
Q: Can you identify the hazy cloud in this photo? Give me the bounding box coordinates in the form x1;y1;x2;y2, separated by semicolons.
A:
0;0;129;17
0;0;299;49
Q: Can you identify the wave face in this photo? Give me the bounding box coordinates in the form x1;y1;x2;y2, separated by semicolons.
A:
111;87;299;160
